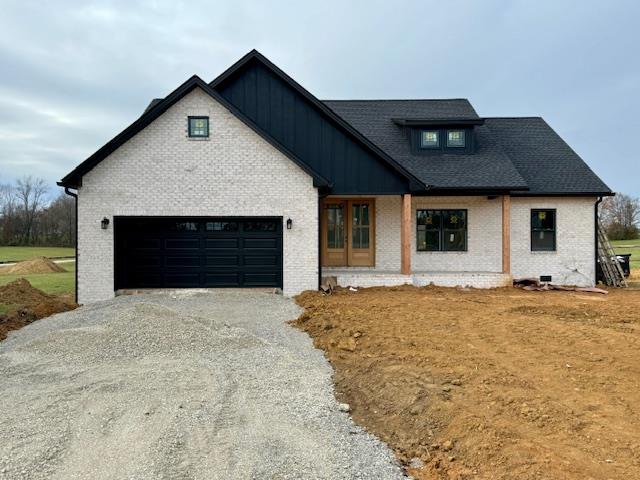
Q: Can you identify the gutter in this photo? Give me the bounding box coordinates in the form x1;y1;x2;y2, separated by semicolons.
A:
595;196;603;285
60;185;78;303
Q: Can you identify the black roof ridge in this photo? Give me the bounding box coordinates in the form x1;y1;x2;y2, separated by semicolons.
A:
322;98;471;102
484;116;544;120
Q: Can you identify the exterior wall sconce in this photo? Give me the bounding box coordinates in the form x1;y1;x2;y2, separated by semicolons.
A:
286;218;292;230
101;217;110;230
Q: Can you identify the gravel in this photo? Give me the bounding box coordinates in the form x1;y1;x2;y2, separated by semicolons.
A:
0;291;405;479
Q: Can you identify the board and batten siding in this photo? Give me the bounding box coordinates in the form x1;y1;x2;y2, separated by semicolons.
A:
76;87;318;303
215;60;411;195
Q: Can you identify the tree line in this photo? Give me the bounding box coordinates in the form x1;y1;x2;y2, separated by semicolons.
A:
0;176;75;247
600;193;640;240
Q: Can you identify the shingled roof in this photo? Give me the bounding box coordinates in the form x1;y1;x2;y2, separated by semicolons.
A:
323;99;611;195
484;117;611;195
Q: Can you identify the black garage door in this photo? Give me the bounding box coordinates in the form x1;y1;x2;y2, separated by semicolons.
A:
114;217;282;289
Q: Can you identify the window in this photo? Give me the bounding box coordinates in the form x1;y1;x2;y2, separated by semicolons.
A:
420;130;440;148
205;221;238;232
188;116;209;137
244;220;278;232
531;209;556;251
447;130;465;147
417;209;467;251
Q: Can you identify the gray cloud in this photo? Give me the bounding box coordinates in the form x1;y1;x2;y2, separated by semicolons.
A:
0;0;638;197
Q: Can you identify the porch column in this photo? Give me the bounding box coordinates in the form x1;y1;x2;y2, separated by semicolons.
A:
502;194;511;274
401;194;412;275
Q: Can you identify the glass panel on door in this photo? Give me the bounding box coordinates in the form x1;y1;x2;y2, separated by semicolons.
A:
352;203;370;249
327;204;344;249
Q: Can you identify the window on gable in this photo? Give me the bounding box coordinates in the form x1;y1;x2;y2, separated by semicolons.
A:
416;209;467;252
531;209;556;251
420;130;440;148
188;116;209;137
447;130;466;148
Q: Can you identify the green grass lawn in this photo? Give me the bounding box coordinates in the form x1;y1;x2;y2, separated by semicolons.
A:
0;246;75;263
611;238;640;270
0;262;75;296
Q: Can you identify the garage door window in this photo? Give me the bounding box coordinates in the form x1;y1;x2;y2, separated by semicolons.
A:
206;221;238;232
244;221;278;232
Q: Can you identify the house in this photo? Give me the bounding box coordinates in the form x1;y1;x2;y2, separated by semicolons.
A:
58;50;612;303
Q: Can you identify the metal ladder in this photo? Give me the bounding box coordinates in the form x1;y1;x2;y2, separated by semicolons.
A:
597;217;628;287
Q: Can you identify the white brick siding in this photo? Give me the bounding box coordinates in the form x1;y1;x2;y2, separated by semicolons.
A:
375;196;402;271
412;196;502;273
325;195;597;288
77;87;318;303
510;197;596;286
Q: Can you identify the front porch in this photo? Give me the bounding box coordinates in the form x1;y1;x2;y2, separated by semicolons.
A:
323;269;512;289
320;193;513;289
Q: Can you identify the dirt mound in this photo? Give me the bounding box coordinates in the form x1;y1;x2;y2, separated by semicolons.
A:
2;256;67;275
294;285;640;480
0;279;77;341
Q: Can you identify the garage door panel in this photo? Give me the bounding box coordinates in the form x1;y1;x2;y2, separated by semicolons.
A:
166;256;201;267
204;272;241;286
115;217;282;289
165;238;200;250
244;272;279;286
206;255;240;267
244;255;279;266
205;238;239;249
243;238;279;249
164;273;201;287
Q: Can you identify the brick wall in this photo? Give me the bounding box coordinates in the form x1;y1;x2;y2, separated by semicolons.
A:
411;196;503;272
510;197;596;286
77;87;318;303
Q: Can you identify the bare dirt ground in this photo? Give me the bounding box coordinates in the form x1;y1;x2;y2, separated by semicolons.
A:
294;284;640;480
0;279;77;341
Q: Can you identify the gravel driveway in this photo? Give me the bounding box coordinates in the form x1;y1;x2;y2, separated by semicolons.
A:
0;292;404;480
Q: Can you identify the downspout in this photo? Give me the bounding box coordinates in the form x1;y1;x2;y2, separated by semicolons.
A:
595;196;603;285
63;187;78;303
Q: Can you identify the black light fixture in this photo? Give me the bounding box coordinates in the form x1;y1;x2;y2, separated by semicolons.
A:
286;218;292;230
101;217;110;230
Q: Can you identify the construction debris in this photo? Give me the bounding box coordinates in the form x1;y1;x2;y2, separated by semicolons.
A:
514;278;608;294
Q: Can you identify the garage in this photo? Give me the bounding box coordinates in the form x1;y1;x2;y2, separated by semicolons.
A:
114;217;283;290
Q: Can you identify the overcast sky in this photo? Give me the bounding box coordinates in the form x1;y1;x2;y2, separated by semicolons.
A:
0;0;638;198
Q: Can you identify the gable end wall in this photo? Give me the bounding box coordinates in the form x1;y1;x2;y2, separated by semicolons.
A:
77;88;318;303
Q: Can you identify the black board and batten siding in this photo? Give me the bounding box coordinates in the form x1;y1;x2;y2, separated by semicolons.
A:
215;60;410;195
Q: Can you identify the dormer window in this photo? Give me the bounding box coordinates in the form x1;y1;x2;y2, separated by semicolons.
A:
447;130;465;148
188;116;209;137
420;130;440;149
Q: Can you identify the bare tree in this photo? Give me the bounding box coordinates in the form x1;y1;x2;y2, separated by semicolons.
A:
15;175;48;245
0;182;17;244
601;193;640;240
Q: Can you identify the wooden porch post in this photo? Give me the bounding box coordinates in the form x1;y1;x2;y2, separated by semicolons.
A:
502;194;511;274
401;194;412;275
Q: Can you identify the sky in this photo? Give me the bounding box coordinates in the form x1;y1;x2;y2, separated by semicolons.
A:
0;0;638;199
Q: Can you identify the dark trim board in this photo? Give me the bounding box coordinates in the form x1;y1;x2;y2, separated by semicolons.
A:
114;216;283;290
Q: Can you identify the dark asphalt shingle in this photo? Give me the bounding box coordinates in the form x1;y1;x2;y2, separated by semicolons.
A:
323;99;610;194
484;117;611;194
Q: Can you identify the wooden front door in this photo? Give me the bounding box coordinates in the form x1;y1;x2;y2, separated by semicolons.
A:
321;199;375;267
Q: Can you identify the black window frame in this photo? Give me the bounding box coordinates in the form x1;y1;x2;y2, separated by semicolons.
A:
446;129;466;148
531;209;556;252
416;209;468;252
188;116;209;138
419;130;440;149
